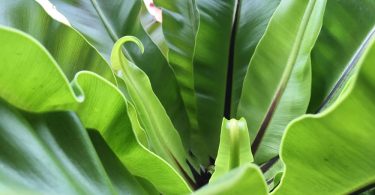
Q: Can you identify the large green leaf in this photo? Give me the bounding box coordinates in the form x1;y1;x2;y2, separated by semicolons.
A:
111;36;195;184
210;118;253;182
0;0;115;83
230;0;280;115
274;32;375;194
50;0;192;146
192;0;237;161
237;0;326;163
0;26;192;194
194;164;268;195
0;101;146;195
308;0;375;112
153;0;200;146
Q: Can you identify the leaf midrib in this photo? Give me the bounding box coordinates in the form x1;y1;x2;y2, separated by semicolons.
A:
90;0;119;42
224;0;240;118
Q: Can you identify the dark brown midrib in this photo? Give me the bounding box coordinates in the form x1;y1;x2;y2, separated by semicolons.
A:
261;155;280;173
224;0;241;119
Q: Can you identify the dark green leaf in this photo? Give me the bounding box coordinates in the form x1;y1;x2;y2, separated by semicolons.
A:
154;0;200;151
192;0;237;161
0;100;145;195
230;0;280;115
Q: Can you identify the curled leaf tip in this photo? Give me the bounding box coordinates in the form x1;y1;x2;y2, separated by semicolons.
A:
116;36;145;54
111;36;144;73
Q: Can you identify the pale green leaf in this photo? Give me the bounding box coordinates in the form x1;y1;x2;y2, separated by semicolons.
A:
111;36;195;185
274;32;375;195
210;118;253;182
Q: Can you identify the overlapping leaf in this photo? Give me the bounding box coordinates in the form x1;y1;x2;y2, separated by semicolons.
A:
50;0;192;146
154;0;200;150
0;26;192;194
274;31;375;195
152;0;283;163
74;72;192;194
230;0;280;115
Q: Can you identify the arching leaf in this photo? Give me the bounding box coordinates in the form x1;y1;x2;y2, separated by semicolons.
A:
237;0;326;163
111;36;195;184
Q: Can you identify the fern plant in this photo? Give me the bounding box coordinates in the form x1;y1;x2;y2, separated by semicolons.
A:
0;0;374;194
